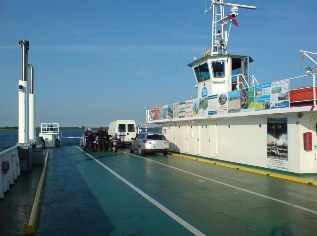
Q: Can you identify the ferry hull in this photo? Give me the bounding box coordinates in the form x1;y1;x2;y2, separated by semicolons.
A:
158;109;317;174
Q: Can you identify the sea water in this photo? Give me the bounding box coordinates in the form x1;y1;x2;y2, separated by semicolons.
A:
0;129;84;152
0;127;162;152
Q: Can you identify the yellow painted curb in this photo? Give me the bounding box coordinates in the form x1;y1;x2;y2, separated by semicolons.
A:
24;150;49;234
171;152;317;187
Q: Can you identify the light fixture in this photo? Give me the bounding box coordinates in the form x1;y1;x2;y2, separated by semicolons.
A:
305;66;313;75
297;112;303;118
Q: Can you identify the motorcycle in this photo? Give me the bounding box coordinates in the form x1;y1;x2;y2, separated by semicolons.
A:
110;136;120;152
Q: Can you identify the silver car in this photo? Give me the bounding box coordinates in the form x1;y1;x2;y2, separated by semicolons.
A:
130;132;169;156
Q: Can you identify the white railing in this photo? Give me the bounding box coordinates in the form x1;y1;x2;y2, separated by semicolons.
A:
288;74;316;106
40;123;59;134
146;73;317;122
250;75;259;87
0;145;20;199
231;74;249;90
231;74;259;90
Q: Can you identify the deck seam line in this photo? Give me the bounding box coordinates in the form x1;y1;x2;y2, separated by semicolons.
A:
123;151;317;216
77;147;206;236
24;149;49;234
170;153;317;187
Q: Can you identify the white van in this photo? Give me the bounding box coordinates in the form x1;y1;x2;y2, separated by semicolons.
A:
108;120;137;146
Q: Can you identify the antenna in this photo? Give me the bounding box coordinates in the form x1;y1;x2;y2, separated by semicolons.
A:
300;50;317;66
207;0;256;55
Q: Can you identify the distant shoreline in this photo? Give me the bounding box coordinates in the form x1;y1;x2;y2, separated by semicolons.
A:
0;127;83;131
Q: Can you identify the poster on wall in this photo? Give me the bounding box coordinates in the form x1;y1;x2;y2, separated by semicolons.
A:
228;90;241;113
241;88;249;110
150;108;159;120
162;105;168;120
167;104;174;119
217;93;228;115
199;97;209;116
184;100;193;117
178;101;186;118
208;95;218;115
159;107;163;120
173;103;179;118
271;80;290;109
248;87;255;109
267;118;288;171
255;83;271;110
192;99;199;117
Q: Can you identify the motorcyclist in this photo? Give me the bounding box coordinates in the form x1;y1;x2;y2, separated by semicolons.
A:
104;130;110;151
98;127;105;152
84;129;95;152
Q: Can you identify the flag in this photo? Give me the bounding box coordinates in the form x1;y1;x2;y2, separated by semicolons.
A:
228;14;239;28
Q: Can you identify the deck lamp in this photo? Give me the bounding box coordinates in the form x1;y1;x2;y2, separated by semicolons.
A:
305;66;313;75
305;66;316;106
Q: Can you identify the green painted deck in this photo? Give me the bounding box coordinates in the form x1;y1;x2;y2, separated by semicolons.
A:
6;145;317;235
0;164;42;236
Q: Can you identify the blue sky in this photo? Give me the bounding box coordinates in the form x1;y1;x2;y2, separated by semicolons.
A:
1;0;317;127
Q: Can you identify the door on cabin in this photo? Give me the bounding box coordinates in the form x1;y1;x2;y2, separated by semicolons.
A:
311;116;317;171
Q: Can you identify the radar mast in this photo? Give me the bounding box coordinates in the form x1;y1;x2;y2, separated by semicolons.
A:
205;0;256;55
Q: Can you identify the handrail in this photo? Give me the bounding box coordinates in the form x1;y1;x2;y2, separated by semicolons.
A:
231;74;259;90
231;74;249;89
0;145;20;199
40;123;59;134
0;144;18;155
145;73;317;122
287;73;316;106
250;75;259;87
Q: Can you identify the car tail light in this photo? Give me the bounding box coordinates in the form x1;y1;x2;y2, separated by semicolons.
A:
143;140;150;143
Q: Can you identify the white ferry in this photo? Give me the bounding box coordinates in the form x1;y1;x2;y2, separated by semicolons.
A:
146;0;317;174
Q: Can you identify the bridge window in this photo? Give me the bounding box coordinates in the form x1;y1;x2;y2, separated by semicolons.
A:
212;60;225;78
194;63;210;82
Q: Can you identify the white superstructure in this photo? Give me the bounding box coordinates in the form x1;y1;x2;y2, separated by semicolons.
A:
146;0;317;174
39;123;61;148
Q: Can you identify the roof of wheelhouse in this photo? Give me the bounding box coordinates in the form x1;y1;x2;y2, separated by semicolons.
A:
188;54;253;68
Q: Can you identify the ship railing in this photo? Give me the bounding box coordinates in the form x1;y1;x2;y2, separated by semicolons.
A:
231;74;259;90
250;75;259;87
287;74;316;106
40;123;59;134
231;74;249;90
145;73;317;123
0;145;20;199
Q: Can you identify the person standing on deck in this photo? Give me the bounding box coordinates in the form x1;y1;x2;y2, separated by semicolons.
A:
104;130;109;151
98;127;105;152
84;129;94;152
84;127;89;143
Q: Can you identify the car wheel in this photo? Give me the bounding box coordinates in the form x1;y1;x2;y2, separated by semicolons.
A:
163;151;168;156
138;147;144;155
130;145;134;153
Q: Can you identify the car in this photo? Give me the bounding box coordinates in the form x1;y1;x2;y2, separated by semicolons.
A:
130;132;169;156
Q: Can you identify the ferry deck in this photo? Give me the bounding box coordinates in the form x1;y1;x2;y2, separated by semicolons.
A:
1;145;317;235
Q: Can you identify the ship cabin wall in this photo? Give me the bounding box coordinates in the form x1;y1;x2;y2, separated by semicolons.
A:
192;55;250;99
162;112;317;174
194;58;232;99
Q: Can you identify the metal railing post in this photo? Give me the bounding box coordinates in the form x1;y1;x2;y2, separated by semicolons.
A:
18;40;29;145
313;73;316;106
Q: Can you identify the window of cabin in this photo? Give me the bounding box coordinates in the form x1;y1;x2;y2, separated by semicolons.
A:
194;63;210;82
212;60;225;78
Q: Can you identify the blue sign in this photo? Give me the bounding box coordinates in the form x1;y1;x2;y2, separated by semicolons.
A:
201;87;208;97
